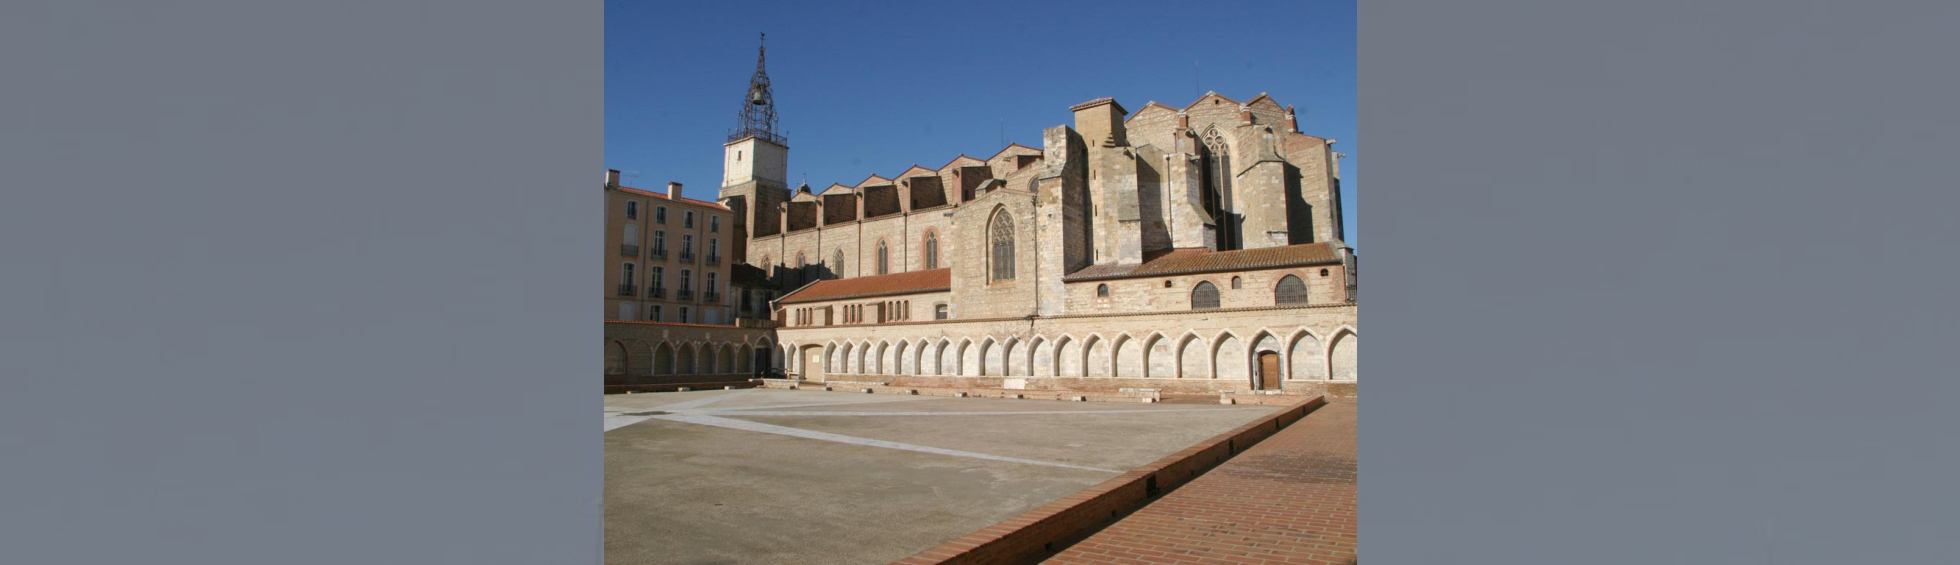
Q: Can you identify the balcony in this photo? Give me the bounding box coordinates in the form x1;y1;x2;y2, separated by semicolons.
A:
648;287;665;299
679;253;695;264
703;292;719;303
677;289;694;301
650;248;667;260
616;284;636;296
705;255;721;266
618;244;639;257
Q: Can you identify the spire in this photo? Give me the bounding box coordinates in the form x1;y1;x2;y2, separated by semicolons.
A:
732;33;786;146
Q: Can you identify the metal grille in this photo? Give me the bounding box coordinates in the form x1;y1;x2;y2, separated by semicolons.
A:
1191;281;1221;310
1275;275;1310;306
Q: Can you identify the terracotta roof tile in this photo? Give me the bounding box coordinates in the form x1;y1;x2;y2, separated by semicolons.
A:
1064;242;1344;281
777;268;951;304
615;186;730;211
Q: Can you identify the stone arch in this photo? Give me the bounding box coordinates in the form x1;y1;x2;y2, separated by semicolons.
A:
1329;329;1358;381
1113;334;1144;378
834;342;851;374
606;341;629;376
1007;338;1030;377
1057;335;1082;377
1275;274;1310;306
871;340;889;375
1177;333;1207;379
1085;334;1112;378
701;344;718;374
676;343;698;375
1250;331;1283;387
892;340;909;375
652;343;674;375
936;338;956;376
1143;333;1173;379
977;337;999;376
718;345;736;375
1211;331;1245;381
856;341;873;375
1030;336;1054;377
959;338;980;376
1287;330;1323;380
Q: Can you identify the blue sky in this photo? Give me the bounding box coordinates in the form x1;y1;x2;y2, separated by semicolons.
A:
606;0;1357;247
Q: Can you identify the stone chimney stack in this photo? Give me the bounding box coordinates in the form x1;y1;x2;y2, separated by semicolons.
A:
667;182;683;200
605;169;620;188
1286;105;1299;133
1239;103;1253;125
1069;97;1129;148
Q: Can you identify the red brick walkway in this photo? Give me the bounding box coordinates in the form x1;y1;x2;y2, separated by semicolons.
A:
1043;400;1357;565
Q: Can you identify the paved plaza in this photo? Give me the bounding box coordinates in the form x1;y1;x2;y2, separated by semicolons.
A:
1044;400;1357;565
604;388;1282;565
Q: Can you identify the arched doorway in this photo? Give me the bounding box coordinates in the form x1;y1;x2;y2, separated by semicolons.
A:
1257;351;1281;390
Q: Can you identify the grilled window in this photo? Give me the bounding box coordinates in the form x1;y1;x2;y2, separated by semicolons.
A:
1191;281;1221;310
1275;275;1310;306
989;210;1015;281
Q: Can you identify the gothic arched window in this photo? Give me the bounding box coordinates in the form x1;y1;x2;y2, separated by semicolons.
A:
1191;281;1220;310
924;232;939;270
1200;127;1238;250
876;241;889;275
989;209;1015;281
832;249;845;279
1275;275;1309;306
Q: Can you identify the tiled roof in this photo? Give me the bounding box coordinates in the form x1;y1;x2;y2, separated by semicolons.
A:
615;186;730;211
1063;242;1345;281
776;268;951;304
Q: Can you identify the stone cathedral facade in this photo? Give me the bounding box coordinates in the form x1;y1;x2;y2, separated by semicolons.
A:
611;40;1358;397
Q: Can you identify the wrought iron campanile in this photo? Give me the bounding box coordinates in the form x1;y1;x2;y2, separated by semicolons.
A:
732;33;785;145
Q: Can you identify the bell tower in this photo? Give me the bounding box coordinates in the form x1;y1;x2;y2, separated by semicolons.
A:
720;33;789;266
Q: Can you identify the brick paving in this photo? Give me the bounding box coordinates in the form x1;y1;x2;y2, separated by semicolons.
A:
1042;400;1356;565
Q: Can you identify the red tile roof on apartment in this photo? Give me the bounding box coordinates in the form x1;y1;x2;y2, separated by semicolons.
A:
615;186;730;211
1064;242;1345;281
776;268;951;304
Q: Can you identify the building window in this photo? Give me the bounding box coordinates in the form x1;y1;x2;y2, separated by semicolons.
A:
678;307;689;324
710;216;720;232
1191;281;1221;310
1164;280;1173;288
876;241;889;275
625;201;638;219
649;266;664;292
649;305;662;321
1321;268;1330;277
934;304;948;320
680;270;692;292
620;263;634;286
1200;128;1238;250
653;230;666;255
1231;276;1242;289
706;272;718;297
924;232;939;270
656;206;667;224
988;209;1015;281
832;249;844;278
1096;284;1110;297
1275;275;1310;306
623;224;637;248
684;211;695;228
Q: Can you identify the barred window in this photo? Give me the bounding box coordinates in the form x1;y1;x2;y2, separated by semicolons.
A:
924;232;939;270
1191;281;1220;310
1275;275;1310;306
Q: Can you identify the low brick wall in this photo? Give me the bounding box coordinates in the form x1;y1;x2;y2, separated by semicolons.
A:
603;373;759;394
810;373;1355;397
891;395;1330;565
755;380;1176;403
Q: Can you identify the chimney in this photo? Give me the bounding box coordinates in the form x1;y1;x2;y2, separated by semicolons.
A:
1239;103;1253;125
605;169;620;188
667;182;683;200
1286;105;1299;133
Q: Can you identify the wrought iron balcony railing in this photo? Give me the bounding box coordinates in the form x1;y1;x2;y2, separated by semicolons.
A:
705;255;721;266
677;289;694;301
679;253;695;263
703;292;719;303
648;287;665;299
616;284;636;296
651;248;666;260
618;244;638;257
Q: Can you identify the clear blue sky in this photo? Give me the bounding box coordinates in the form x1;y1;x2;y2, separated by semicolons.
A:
606;0;1357;247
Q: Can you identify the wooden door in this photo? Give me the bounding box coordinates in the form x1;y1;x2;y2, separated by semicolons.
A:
804;347;827;382
1257;352;1281;390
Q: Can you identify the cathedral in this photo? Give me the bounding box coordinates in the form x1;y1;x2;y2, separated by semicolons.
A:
607;38;1357;397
